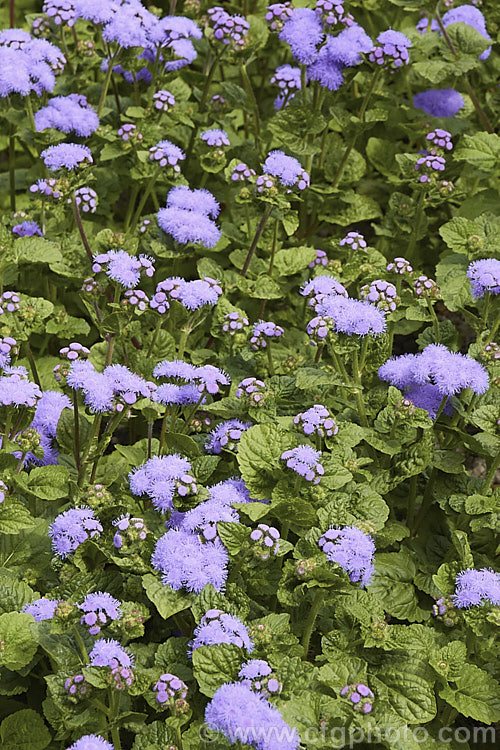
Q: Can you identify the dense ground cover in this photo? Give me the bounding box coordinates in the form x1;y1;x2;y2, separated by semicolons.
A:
0;0;500;748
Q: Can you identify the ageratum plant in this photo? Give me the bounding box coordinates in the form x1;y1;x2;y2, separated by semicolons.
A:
0;0;499;748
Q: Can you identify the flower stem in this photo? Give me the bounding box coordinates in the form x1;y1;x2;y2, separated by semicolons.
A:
24;340;41;387
97;47;120;117
73;195;94;263
8;130;16;211
351;348;368;427
406;474;418;528
482;447;500;494
72;625;89;664
146;317;162;358
266;342;275;377
301;588;324;659
267;218;279;276
426;298;440;343
485;310;500;345
73;390;81;470
240;205;272;277
239;62;261;152
412;467;437;534
406;189;426;263
127;168;161;234
24;94;36;133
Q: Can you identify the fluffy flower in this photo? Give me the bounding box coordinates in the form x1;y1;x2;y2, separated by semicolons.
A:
368;29;411;69
208;477;254;506
12;220;43;237
263;150;309;189
205;682;300;750
206;420;251;454
49;507;102;558
22;597;59;621
102;2;155;48
201;129;230;147
316;296;387;336
181;498;239;541
151;529;228;593
67;360;114;413
467;258;500;299
89;637;133;668
34;94;99;136
301;276;347;308
294;405;338;438
92;250;154;289
319;526;375;586
41;143;92;171
380;344;489;397
153;359;198;382
452;568;500;608
0;372;42;407
43;0;77;27
250;320;284;350
149;140;185;171
195;364;230;394
413;89;464;118
281;445;324;484
74;0;118;24
78;592;122;635
279;7;324;64
191;609;254;653
67;736;114;750
103;364;155;405
157;186;221;248
129;454;197;513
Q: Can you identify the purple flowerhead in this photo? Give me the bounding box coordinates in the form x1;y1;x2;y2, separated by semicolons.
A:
190;609;254;653
22;597;59;621
236;377;267;407
413;88;464;118
442;5;491;60
319;525;376;587
49;507;102;559
64;673;88;700
112;513;148;549
67;735;113;750
340;682;374;713
122;289;149;311
413;275;440;298
195;364;230;395
281;445;324;484
89;637;134;669
43;0;77;27
263;150;309;190
31;389;71;438
432;596;459;627
129;454;197;513
30;178;61;199
117;123;142;142
426;128;453;151
205;419;251;454
231;162;256;182
0;337;16;370
279;7;324;65
315;0;354;29
316;296;387;337
250;523;280;560
0;371;42;408
205;682;299;750
306;315;334;345
360;279;399;312
452;568;500;609
73;186;98;214
294;404;338;438
12;220;43;237
157;186;221;249
79;592;122;636
308;249;328;268
270;64;301;108
92;250;154;289
154;672;188;705
207;6;250;50
250;320;284;350
467;258;500;299
415;153;446;183
149;140;185;172
339;231;367;252
387;256;412;275
239;658;282;696
151;529;228;593
222;311;249;333
41;143;92;171
368;29;411;69
180;498;239;542
266;3;293;32
301;275;348;308
201;129;230;147
34;93;99;137
0;291;20;314
152;89;176;112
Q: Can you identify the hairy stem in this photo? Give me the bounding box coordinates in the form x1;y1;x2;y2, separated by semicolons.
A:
73;195;94;263
301;588;324;659
240;205;272;277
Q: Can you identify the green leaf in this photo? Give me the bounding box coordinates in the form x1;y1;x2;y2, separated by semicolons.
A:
142;574;195;620
0;709;51;750
439;663;500;723
24;466;69;500
446;22;491;57
454;132;500;172
0;500;33;535
370;550;428;622
274;246;317;276
366;137;399;178
0;573;34;614
131;720;178;750
432;450;465;474
373;659;437;724
161;433;200;458
192;644;243;697
248;275;284;300
0;612;38;671
237;424;292;498
217;522;251;555
10;236;62;267
435;253;472;311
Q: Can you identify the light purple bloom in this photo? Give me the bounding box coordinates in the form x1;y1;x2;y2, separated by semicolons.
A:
43;0;77;27
12;220;43;237
294;405;338;438
467;258;500;299
49;507;102;558
316;296;387;336
360;280;398;312
263;150;309;190
41;143;92;171
319;525;375;587
152;89;175;112
92;250;154;289
250;320;284;350
413;88;464;118
368;29;411;69
180;498;239;541
201;129;230;147
129;454;197;513
157;186;221;248
191;609;254;653
22;597;59;621
206;419;251;454
34;94;99;136
32;390;71;437
279;7;324;64
339;231;367;251
205;682;299;750
442;5;491;60
149;140;185;171
452;568;500;608
281;445;324;484
79;592;122;635
151;529;228;593
301;276;347;308
89;637;133;668
0;372;42;407
67;735;114;750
